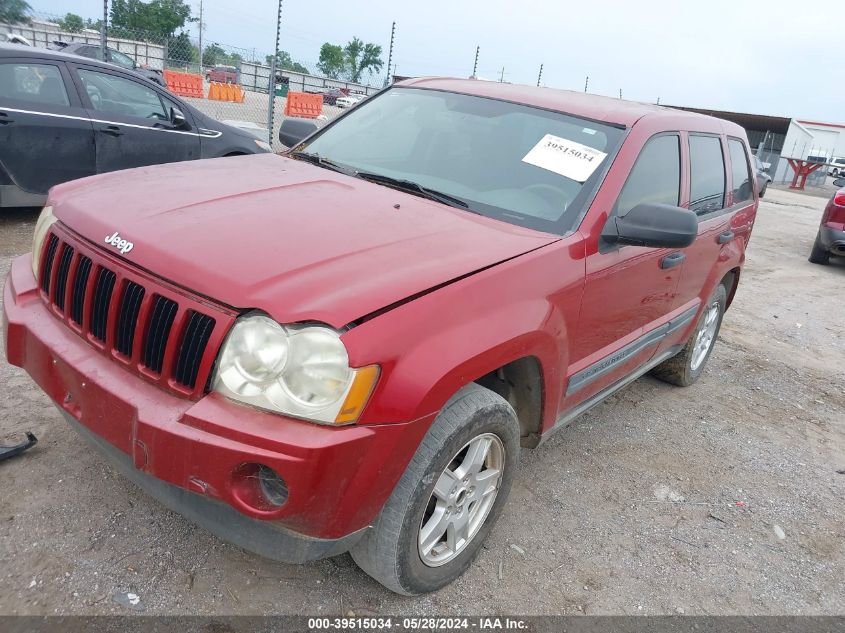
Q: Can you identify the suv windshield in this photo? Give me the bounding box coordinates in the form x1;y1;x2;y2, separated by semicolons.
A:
109;49;136;69
298;87;625;234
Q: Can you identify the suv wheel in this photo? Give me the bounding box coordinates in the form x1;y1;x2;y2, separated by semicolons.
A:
651;284;727;387
808;233;829;265
351;383;519;595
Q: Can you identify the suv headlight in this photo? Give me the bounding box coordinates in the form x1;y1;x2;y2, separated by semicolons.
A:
31;205;58;280
213;314;379;425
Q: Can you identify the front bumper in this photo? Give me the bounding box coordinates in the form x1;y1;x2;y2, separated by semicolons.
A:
63;408;363;562
4;254;433;560
819;224;845;256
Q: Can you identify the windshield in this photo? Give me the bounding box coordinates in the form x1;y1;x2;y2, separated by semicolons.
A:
299;87;625;234
109;49;136;69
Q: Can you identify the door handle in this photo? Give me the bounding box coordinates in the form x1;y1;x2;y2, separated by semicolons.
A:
660;252;686;269
100;125;124;136
717;230;734;244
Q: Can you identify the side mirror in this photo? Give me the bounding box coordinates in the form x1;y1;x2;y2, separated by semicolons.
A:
170;107;187;129
602;203;698;249
279;117;318;148
833;177;845;187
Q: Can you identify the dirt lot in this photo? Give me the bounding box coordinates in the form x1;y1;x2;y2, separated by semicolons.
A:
0;186;843;616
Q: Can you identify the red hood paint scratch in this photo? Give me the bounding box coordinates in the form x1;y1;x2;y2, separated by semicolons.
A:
50;153;558;327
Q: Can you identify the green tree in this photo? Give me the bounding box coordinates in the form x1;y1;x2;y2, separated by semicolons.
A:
202;42;224;66
316;43;345;79
343;37;383;82
266;50;309;74
202;42;241;67
0;0;31;24
109;0;195;41
167;30;197;65
57;12;85;32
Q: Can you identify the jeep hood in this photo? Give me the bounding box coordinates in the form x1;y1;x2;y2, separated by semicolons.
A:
50;154;558;327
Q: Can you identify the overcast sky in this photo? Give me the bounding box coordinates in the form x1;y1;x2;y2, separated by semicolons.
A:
33;0;843;122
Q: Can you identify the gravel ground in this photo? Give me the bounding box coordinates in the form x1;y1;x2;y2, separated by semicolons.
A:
0;186;843;616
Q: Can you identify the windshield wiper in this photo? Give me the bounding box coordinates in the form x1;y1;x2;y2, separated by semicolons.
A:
355;171;469;209
289;151;353;175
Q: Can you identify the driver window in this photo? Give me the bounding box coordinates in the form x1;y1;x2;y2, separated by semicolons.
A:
77;69;166;120
615;134;680;216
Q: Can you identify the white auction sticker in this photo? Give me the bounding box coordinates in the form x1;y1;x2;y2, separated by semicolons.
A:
521;134;607;182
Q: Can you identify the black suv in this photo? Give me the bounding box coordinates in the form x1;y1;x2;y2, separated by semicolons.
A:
0;44;271;208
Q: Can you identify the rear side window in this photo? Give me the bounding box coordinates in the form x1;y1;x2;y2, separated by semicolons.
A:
615;134;680;216
728;139;752;204
689;135;726;215
0;62;70;107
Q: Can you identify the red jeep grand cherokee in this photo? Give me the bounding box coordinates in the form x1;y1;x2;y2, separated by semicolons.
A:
3;79;757;595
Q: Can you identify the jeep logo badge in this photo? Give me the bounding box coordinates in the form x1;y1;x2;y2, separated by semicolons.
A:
104;231;134;255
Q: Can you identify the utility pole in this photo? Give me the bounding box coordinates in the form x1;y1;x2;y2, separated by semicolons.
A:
100;0;107;58
536;63;543;87
198;0;203;71
267;0;283;146
618;88;622;99
656;96;660;105
472;46;479;78
499;66;505;82
384;21;396;87
584;75;589;92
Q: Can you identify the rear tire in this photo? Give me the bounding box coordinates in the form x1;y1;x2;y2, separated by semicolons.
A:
808;233;829;265
351;383;520;595
651;284;727;387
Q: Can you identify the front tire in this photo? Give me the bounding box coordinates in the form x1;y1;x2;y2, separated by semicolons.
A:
351;383;520;595
759;182;768;198
652;284;727;387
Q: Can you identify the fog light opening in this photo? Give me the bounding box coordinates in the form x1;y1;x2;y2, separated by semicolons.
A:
257;464;289;507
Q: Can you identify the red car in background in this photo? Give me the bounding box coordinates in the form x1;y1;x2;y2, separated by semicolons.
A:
306;87;348;105
809;177;845;264
205;64;238;84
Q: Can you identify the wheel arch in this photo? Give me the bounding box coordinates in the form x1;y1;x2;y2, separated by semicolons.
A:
722;266;741;309
475;356;545;448
409;329;561;442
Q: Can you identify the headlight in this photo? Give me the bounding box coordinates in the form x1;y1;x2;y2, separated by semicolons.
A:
213;314;379;425
254;139;273;152
31;205;57;280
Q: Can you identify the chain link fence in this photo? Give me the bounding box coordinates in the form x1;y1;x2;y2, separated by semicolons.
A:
1;8;388;150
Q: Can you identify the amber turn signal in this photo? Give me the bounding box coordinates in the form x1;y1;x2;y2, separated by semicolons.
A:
334;365;380;424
